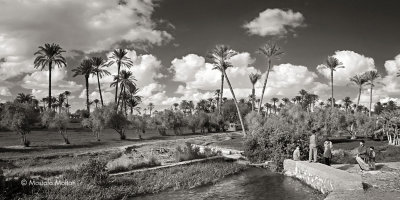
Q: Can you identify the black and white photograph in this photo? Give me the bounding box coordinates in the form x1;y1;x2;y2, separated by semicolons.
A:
1;0;400;199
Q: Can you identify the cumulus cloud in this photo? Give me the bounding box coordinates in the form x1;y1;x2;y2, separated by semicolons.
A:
0;0;172;80
317;50;376;86
167;53;326;107
89;50;164;90
0;86;12;96
170;52;259;90
22;67;83;99
243;9;305;36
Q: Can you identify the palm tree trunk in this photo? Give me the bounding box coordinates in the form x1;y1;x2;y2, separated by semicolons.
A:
251;85;255;111
222;70;246;135
258;59;271;113
369;83;373;117
48;61;52;109
115;61;121;105
331;69;334;108
97;72;104;106
273;102;276;114
357;86;362;111
117;84;124;110
219;73;224;115
85;76;90;113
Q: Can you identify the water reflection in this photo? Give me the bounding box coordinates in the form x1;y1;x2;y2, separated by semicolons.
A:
133;167;324;200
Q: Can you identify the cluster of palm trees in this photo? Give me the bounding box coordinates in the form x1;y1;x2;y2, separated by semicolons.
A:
33;43;141;115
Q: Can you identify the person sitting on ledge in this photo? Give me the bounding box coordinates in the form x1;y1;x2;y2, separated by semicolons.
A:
355;140;369;171
293;146;300;161
368;146;376;170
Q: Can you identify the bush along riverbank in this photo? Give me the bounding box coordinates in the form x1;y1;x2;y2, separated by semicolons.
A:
1;157;247;200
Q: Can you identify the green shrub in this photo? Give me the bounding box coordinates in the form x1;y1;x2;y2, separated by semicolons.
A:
174;142;220;162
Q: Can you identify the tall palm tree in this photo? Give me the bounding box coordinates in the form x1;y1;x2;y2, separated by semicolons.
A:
271;97;279;114
33;43;66;109
111;70;137;113
318;56;343;108
108;49;134;104
257;42;284;113
211;57;226;115
343;97;352;113
349;74;367;110
64;91;71;114
365;70;380;117
248;73;261;111
208;45;246;134
72;59;94;113
91;57;111;107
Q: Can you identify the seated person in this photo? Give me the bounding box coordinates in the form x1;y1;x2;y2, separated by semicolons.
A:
356;140;369;171
293;146;300;161
368;146;376;170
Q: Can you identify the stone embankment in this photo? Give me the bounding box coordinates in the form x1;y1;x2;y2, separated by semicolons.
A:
284;159;364;198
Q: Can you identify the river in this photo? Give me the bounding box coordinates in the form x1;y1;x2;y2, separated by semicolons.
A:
133;167;325;200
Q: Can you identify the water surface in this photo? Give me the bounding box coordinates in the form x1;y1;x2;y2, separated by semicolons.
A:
133;167;325;200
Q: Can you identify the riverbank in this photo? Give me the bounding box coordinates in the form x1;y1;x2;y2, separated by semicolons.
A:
2;131;242;178
2;158;247;200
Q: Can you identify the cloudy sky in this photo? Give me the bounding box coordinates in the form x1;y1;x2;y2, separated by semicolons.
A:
0;0;400;111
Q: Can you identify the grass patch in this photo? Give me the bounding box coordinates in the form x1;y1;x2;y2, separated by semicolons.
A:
107;155;161;174
8;158;247;200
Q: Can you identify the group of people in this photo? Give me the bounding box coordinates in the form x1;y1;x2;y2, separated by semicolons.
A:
292;130;376;171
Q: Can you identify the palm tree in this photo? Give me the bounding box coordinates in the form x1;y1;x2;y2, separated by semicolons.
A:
208;45;246;134
111;70;137;113
57;93;65;113
15;93;33;104
148;103;155;116
248;73;261;111
173;103;179;111
64;91;71;114
214;89;221;113
33;43;67;109
257;42;284;113
72;59;94;113
271;97;279;114
93;99;99;108
349;74;368;111
365;70;381;117
343;97;352;113
282;97;290;105
318;56;343;108
91;57;111;107
127;91;141;115
108;49;133;104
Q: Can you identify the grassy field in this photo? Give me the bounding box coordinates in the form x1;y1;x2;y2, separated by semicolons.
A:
0;123;213;159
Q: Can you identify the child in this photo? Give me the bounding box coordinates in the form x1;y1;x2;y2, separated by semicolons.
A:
323;140;332;166
293;146;300;161
368;146;376;170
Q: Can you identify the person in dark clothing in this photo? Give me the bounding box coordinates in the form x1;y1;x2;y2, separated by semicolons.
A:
368;146;376;170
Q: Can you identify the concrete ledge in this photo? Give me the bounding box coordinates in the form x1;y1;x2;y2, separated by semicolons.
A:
283;159;363;194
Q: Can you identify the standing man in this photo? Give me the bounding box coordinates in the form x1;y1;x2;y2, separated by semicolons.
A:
309;130;318;162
